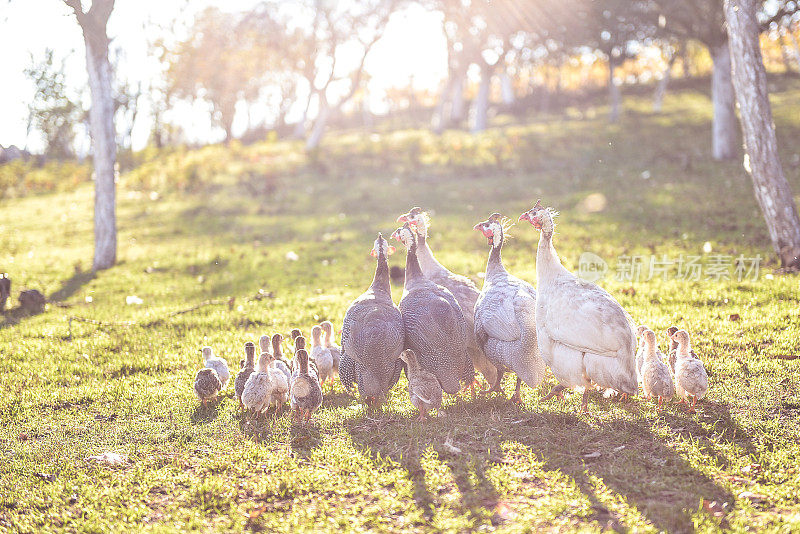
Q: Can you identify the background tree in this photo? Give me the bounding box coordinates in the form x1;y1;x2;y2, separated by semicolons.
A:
24;48;83;160
165;7;267;144
64;0;117;271
724;0;800;269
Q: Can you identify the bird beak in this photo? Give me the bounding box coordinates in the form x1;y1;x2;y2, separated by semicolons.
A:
519;211;531;223
397;214;408;223
473;223;482;232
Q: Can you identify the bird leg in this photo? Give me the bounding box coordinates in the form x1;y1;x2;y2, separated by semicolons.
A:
657;396;663;412
238;400;244;411
490;371;505;394
417;410;428;422
510;377;523;404
542;384;566;401
579;389;591;415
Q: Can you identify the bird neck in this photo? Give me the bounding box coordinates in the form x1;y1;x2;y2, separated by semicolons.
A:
536;229;566;282
677;338;692;357
645;343;659;361
299;355;309;375
271;340;282;359
370;249;391;296
415;232;447;276
404;241;424;285
485;232;505;278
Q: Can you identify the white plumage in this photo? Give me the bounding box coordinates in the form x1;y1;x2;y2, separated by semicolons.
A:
310;325;335;384
671;329;709;410
520;201;637;413
201;346;230;389
241;352;274;415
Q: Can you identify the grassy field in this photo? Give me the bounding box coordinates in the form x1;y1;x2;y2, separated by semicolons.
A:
2;79;800;533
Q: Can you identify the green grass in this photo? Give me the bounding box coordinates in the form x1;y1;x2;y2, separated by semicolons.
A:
2;78;800;532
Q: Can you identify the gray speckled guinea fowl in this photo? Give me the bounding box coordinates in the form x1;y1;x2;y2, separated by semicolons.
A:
473;213;546;403
392;223;473;395
341;233;405;406
401;349;442;421
194;368;222;406
290;349;323;423
234;342;257;408
398;208;498;392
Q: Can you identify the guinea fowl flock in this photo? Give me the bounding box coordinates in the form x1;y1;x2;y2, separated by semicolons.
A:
193;201;709;422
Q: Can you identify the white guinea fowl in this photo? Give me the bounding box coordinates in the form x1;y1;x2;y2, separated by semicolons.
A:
401;349;443;421
671;329;709;412
473;213;546;403
640;329;675;411
201;346;230;389
519;200;637;413
398;207;498;393
241;352;274;418
320;321;341;381
310;325;335;385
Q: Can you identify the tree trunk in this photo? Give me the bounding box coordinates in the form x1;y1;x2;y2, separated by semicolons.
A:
81;15;117;270
306;93;330;150
471;64;491;133
500;71;515;106
608;60;620;123
725;0;800;269
432;76;454;134
788;29;800;73
710;41;738;160
450;72;466;126
653;54;676;112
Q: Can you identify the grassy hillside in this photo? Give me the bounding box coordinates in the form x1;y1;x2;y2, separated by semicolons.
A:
1;80;800;532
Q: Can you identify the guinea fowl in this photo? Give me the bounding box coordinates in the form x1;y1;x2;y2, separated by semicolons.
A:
266;352;290;412
401;349;443;421
320;321;341;381
519;200;637;413
635;325;663;385
341;233;405;406
392;223;473;395
311;325;335;385
201;346;230;389
241;352;274;418
234;342;257;409
194;368;222;406
640;329;675;411
666;326;698;373
398;207;498;392
290;349;323;423
270;334;292;384
671;329;708;412
473;213;546;403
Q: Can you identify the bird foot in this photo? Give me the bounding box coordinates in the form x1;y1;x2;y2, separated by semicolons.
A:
542;385;566;401
416;412;428;422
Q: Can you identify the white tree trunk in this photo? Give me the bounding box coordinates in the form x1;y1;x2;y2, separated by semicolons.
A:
725;0;800;269
608;61;620;123
85;36;117;270
788;30;800;72
500;71;515;105
653;55;676;112
450;73;466;125
471;65;491;133
710;41;738;160
431;77;454;134
305;95;330;150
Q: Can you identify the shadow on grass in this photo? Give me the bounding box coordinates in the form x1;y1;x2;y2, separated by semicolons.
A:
190;400;223;424
50;271;96;302
343;397;733;532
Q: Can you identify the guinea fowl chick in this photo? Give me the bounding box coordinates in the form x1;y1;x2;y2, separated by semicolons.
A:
311;325;335;385
194;368;222;406
266;352;290;413
241;352;274;418
290;349;323;423
201;346;230;389
320;321;341;380
671;329;708;412
667;326;699;373
234;342;257;409
270;333;292;384
640;329;675;411
401;349;443;421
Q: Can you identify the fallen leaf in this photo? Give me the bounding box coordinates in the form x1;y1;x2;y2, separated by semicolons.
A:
285;251;299;261
728;313;741;321
492;500;519;525
86;452;128;466
34;472;56;482
612;445;626;452
621;287;636;296
443;435;462;454
18;433;28;441
741;463;762;474
738;491;767;503
125;295;143;305
773;354;799;360
583;451;602;459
